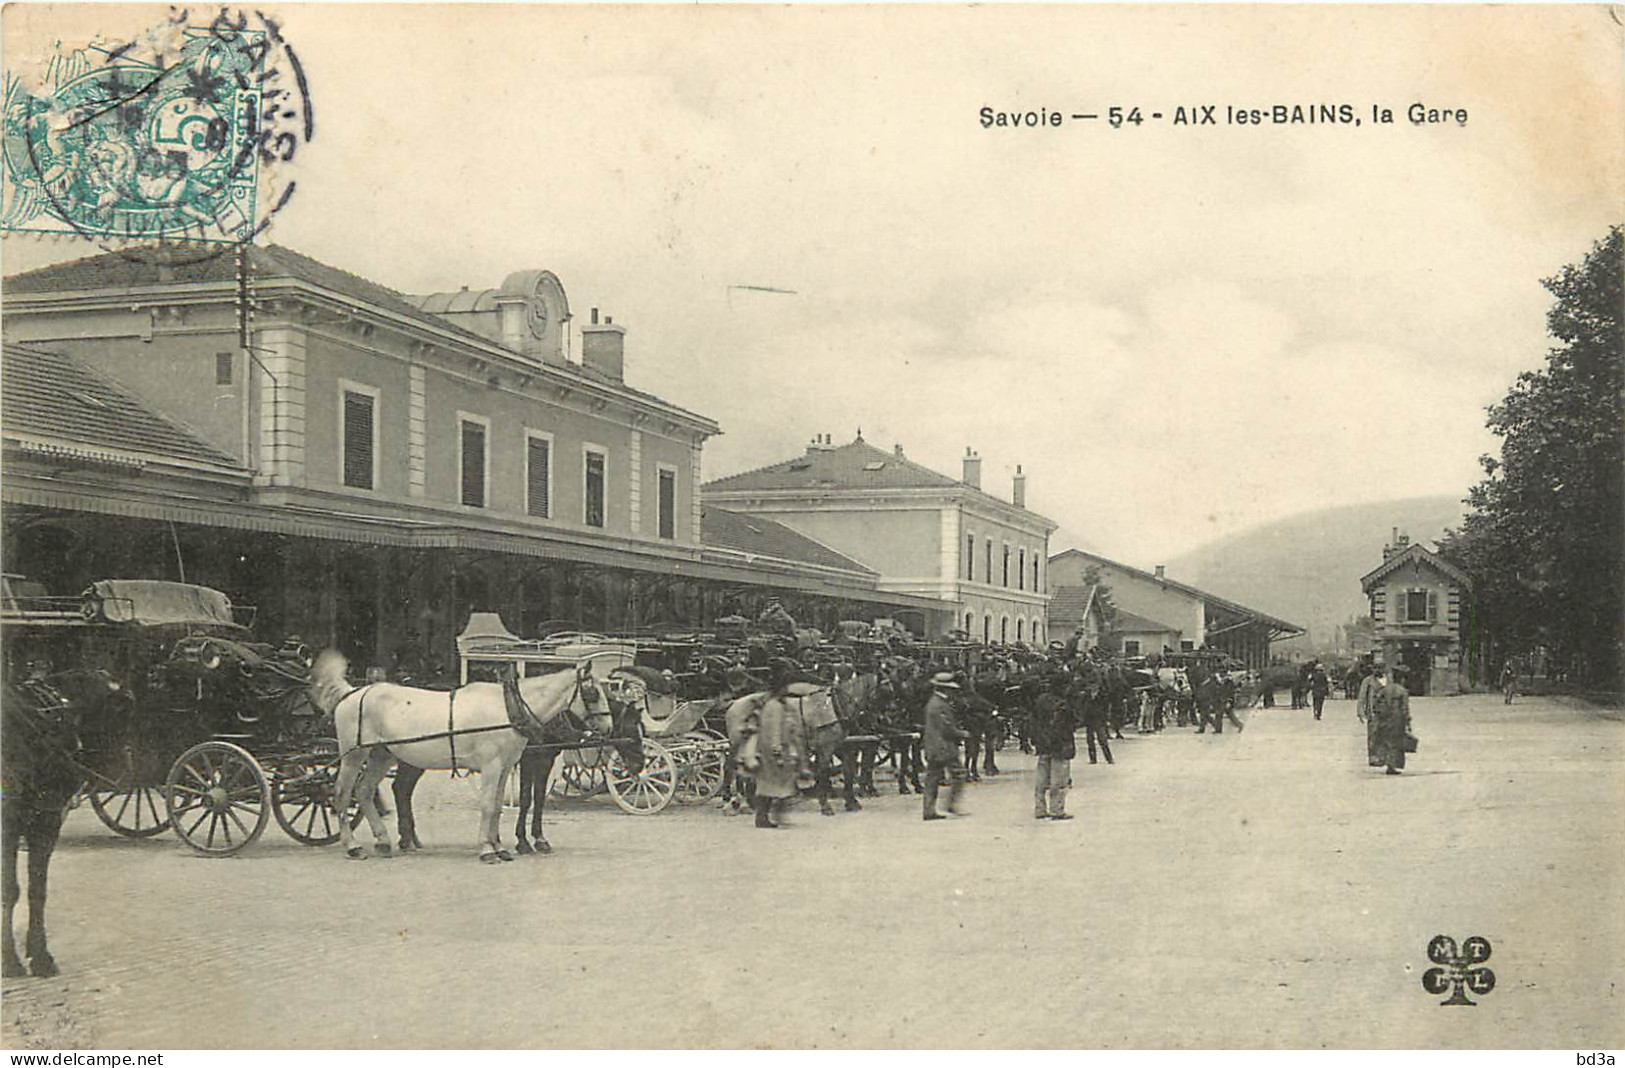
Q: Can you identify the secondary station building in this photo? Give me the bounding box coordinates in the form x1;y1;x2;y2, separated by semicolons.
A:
703;437;1057;642
1047;549;1304;668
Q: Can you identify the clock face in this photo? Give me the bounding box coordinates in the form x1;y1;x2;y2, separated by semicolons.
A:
527;282;550;340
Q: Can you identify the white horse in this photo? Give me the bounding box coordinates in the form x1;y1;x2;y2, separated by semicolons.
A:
307;651;617;863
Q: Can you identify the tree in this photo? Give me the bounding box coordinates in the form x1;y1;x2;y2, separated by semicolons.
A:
1082;564;1119;629
1439;225;1623;691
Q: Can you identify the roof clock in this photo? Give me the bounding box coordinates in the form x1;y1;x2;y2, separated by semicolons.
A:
527;276;551;340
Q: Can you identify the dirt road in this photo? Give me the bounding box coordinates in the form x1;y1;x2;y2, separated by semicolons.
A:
4;692;1621;1048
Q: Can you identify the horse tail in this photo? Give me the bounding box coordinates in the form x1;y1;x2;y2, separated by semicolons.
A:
307;649;353;715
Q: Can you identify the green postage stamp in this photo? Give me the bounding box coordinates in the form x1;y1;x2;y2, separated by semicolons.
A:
2;11;308;246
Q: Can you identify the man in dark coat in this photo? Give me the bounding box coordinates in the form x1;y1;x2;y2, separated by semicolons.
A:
1076;665;1113;765
1310;665;1331;721
1032;673;1076;819
921;672;969;820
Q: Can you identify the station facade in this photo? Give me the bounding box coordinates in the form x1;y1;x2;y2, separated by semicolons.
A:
1;247;943;676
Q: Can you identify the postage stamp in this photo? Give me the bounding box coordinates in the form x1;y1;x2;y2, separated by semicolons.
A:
1;8;310;247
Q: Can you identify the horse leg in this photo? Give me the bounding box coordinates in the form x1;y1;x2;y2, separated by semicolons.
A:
530;751;556;854
841;743;862;812
392;763;425;851
513;750;535;855
333;748;371;859
489;764;517;861
356;750;397;858
477;759;512;863
22;809;61;977
1;815;24;977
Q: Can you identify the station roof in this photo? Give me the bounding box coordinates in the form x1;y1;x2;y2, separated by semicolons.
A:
1;342;244;471
705;435;1057;528
1111;608;1183;634
701;507;874;575
3;246;716;431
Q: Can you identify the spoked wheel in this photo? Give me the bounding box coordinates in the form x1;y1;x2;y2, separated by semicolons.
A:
548;752;607;799
271;749;345;846
605;740;677;815
671;739;726;803
89;753;172;838
166;741;271;856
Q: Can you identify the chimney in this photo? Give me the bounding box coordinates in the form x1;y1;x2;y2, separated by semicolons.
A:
808;433;835;454
580;312;625;381
962;447;982;489
1012;464;1027;509
893;443;904;457
1154;565;1166;581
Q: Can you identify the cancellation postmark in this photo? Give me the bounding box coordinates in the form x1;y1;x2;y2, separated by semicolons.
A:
1;7;311;250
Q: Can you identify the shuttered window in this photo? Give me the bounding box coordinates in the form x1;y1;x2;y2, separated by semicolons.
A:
527;436;550;518
342;390;374;490
584;451;606;528
460;420;486;508
1002;545;1010;587
1407;589;1429;622
966;535;975;580
657;468;676;539
1018;548;1026;590
985;541;992;582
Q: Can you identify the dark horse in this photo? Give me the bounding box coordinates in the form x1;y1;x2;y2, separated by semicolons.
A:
387;674;646;856
2;670;124;978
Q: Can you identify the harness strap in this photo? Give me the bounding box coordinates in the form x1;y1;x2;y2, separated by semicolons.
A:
447;687;458;773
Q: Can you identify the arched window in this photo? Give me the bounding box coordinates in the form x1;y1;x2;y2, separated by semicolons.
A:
1016;619;1024;642
965;611;973;633
983;615;991;643
1000;616;1009;643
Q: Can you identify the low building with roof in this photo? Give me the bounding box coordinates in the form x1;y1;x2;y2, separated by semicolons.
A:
1047;548;1304;668
1047;582;1107;650
703;435;1057;642
2;247;943;671
1359;528;1474;695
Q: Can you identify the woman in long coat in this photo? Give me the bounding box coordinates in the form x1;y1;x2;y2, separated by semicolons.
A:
1368;667;1413;774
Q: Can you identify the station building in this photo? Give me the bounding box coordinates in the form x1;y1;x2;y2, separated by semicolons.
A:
1;246;942;674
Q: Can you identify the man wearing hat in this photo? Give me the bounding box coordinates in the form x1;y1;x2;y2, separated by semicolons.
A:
921;671;969;820
1032;672;1076;819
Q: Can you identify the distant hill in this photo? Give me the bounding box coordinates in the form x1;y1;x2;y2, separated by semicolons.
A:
1165;495;1468;653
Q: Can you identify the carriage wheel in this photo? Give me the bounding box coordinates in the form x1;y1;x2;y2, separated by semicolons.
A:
89;756;172;838
605;741;677;815
548;756;606;800
271;751;345;846
671;741;726;804
166;741;271;856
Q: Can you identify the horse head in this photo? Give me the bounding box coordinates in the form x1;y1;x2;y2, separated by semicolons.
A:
2;669;127;781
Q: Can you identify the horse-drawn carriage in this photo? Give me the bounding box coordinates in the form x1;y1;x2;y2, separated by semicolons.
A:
457;615;727;815
1;577;349;855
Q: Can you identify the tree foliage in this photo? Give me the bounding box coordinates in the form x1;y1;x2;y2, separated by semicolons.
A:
1083;564;1119;629
1439;225;1623;690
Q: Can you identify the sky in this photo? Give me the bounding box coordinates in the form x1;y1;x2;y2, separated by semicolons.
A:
4;4;1622;567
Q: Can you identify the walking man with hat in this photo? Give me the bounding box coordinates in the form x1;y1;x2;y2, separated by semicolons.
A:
921;671;969;821
1032;672;1076;819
